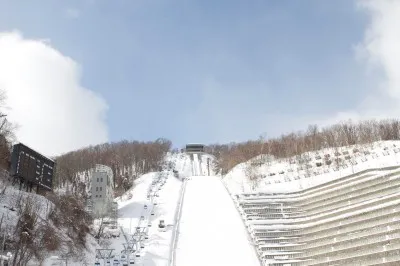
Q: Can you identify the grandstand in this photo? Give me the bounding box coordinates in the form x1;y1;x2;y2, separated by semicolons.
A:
233;143;400;265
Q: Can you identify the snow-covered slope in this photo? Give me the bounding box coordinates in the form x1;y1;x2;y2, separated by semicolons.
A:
105;152;192;266
0;179;100;266
110;151;257;266
224;140;400;194
222;141;400;265
193;153;201;175
175;175;260;266
166;152;193;178
141;175;182;265
108;172;180;264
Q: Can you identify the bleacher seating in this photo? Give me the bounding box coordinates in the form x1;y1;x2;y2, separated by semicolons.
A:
236;166;400;265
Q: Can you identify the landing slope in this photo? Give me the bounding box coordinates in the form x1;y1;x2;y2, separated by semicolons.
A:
176;176;259;266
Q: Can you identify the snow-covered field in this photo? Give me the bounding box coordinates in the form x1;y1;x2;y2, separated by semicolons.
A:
175;175;260;266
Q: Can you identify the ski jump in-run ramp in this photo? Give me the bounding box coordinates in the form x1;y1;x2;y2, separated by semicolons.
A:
175;175;260;266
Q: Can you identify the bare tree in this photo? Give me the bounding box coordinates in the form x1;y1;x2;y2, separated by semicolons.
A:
0;90;16;169
210;119;400;175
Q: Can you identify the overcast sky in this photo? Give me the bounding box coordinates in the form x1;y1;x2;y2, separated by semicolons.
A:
0;0;399;156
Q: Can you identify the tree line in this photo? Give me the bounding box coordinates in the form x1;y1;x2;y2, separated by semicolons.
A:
54;138;172;196
207;119;400;175
0;91;16;170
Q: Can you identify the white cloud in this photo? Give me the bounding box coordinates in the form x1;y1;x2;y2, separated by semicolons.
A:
357;0;400;101
65;8;80;19
315;0;400;127
0;31;108;156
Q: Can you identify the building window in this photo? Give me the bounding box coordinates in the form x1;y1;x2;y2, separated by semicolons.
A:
96;187;98;191
95;195;98;198
100;187;102;191
101;177;103;182
97;178;99;182
99;195;102;198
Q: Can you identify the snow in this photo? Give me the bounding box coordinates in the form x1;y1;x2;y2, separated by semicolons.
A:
166;153;192;178
115;172;159;234
224;140;400;194
105;154;187;266
175;175;260;266
223;141;400;265
3;140;398;265
6;136;400;265
104;172;160;264
109;152;258;266
0;177;101;266
140;176;182;265
193;153;201;176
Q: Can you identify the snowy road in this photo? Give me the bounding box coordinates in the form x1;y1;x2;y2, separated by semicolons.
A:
175;175;260;266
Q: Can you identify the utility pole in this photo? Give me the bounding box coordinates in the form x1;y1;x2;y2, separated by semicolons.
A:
207;158;210;176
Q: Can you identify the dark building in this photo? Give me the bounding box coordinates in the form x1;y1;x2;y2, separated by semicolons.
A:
10;143;55;191
185;143;205;153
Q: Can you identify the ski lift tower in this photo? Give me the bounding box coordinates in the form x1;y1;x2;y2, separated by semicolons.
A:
111;201;118;226
95;249;115;266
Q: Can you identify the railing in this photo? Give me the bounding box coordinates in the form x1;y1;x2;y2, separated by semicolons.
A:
169;177;188;266
236;165;400;265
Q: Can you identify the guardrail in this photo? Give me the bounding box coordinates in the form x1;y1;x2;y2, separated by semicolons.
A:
169;178;188;266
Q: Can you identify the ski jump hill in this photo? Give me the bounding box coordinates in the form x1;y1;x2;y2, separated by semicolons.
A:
105;140;400;266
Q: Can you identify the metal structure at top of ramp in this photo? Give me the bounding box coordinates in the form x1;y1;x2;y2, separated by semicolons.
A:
185;143;205;153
